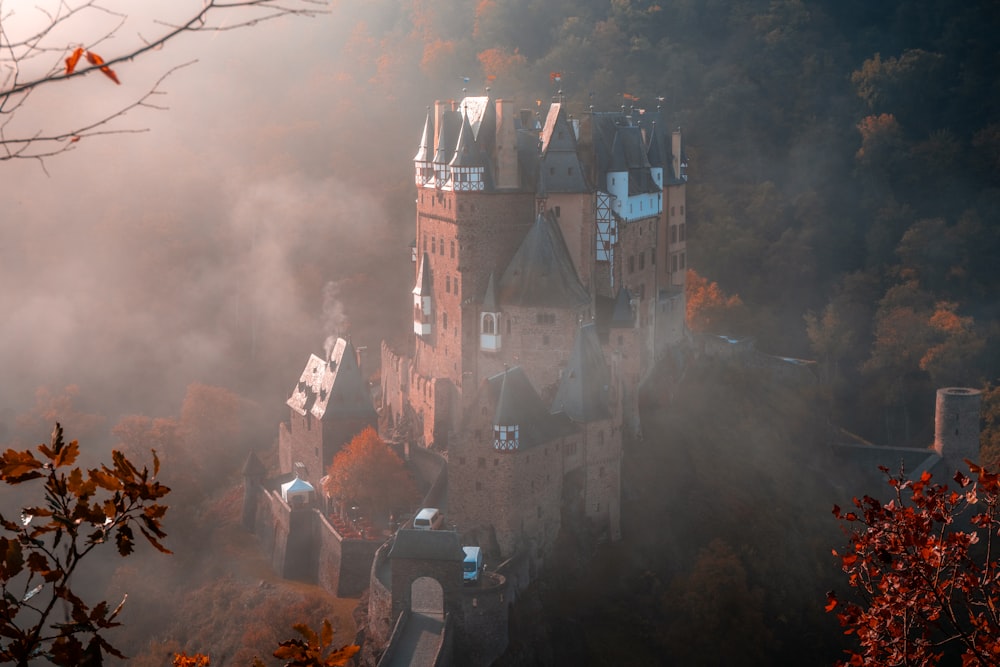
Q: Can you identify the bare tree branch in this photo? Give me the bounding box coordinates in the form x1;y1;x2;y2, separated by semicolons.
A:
0;0;326;166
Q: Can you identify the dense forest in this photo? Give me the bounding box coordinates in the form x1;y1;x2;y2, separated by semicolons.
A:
4;0;1000;664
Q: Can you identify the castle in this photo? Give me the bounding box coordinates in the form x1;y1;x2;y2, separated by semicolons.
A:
380;93;688;559
243;92;690;664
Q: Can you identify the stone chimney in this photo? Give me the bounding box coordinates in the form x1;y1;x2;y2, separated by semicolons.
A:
671;128;683;181
495;98;519;190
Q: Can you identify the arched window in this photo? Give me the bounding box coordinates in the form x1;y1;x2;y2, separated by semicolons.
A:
482;313;495;334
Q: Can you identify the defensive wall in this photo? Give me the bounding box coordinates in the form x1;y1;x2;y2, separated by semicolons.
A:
246;481;381;596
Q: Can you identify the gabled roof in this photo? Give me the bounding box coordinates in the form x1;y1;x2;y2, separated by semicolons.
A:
497;211;589;308
486;367;574;449
645;123;665;168
286;338;374;420
413;253;432;296
414;111;432;163
389;529;465;561
449;111;485;168
538;104;588;194
551;324;611;422
433;110;461;165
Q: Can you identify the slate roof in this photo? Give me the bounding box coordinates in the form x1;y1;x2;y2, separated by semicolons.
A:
449;112;485;168
487;367;575;449
537;104;588;194
433;110;461;165
591;111;664;195
286;338;374;420
481;272;498;312
645;123;665;168
389;529;465;561
414;111;432;163
497;211;589;308
551;324;611;422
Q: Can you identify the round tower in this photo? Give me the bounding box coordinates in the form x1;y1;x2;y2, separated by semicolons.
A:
933;387;983;468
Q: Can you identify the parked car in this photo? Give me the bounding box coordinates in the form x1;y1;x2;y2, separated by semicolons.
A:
462;546;483;583
413;507;443;530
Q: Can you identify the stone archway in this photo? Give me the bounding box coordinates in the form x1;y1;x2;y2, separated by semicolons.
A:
410;576;444;617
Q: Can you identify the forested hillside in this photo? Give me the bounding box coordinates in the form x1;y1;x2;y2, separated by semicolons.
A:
314;0;1000;446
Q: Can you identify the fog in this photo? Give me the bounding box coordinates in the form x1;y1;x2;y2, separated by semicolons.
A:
1;3;418;447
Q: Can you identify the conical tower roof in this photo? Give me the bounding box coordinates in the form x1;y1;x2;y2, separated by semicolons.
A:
497;212;589;308
551;324;611;422
414;110;432;162
482;272;498;312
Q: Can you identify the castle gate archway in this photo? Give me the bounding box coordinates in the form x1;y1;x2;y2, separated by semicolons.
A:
410;576;444;617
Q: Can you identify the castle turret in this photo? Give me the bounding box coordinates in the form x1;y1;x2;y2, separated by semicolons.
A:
933;387;983;473
493;371;519;451
414;110;434;187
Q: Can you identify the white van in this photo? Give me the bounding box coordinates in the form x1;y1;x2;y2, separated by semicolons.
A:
462;546;483;583
413;507;443;530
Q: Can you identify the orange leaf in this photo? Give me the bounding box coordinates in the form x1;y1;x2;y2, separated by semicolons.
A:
85;51;121;85
65;47;84;75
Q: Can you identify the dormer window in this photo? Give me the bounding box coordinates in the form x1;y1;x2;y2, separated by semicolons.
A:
494;424;519;451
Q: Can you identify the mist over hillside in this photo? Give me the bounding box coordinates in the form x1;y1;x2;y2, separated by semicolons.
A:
2;0;999;663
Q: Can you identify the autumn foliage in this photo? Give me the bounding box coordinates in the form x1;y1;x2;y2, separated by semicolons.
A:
0;424;170;665
324;427;418;522
685;268;745;334
829;464;1000;666
173;619;359;667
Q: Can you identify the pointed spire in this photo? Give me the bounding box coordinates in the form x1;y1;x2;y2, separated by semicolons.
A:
242;450;267;478
494;367;515;426
450;111;484;168
646;122;665;168
414;109;433;162
482;272;498;312
551;324;611;422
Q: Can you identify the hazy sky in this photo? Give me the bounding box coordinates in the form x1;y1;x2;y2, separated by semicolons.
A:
1;2;413;439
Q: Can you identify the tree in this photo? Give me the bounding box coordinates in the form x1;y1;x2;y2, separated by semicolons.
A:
0;0;324;166
0;423;170;665
323;427;418;523
174;619;359;666
663;539;774;666
684;268;745;334
829;464;1000;666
